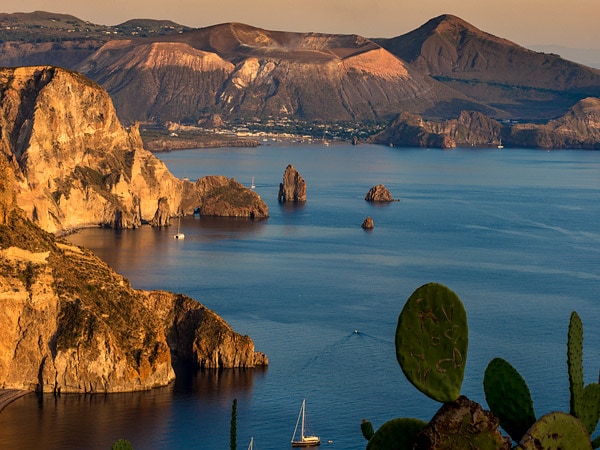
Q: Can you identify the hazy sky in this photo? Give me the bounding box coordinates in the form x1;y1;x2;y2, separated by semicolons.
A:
3;0;600;50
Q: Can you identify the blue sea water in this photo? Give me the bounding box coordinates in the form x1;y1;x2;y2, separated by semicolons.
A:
1;143;599;449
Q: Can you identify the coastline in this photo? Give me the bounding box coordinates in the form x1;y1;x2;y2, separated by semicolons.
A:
0;389;31;413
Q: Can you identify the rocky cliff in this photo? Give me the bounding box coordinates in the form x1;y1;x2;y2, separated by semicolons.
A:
0;157;267;393
0;66;267;234
373;100;600;149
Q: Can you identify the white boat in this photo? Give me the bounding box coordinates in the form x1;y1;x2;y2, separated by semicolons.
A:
291;399;320;447
251;176;255;189
247;437;254;450
173;216;185;239
497;138;504;149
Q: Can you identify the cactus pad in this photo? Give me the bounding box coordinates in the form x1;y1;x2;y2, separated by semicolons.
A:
581;382;600;436
568;311;585;418
483;357;536;443
366;417;427;450
516;411;592;450
395;283;468;402
361;419;375;441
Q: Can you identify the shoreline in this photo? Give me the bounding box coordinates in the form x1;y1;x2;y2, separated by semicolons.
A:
0;389;32;413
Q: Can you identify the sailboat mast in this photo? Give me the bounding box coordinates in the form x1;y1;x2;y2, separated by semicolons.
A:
301;399;306;439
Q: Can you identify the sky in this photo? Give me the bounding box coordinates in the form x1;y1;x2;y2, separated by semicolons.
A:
2;0;600;51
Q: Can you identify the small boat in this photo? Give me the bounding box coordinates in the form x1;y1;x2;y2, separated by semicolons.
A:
497;138;504;149
247;437;254;450
291;399;320;447
251;176;255;189
173;216;185;239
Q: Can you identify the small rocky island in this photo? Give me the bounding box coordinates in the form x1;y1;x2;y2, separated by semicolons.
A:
278;164;307;202
365;184;397;202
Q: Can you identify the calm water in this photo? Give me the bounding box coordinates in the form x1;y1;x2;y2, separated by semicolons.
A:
2;144;599;449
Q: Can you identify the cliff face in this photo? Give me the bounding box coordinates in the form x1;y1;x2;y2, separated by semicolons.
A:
0;158;267;393
0;66;267;233
0;66;187;233
374;100;600;149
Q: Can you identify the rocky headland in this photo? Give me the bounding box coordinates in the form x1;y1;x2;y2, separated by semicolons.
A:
372;103;600;149
0;66;267;235
0;156;267;394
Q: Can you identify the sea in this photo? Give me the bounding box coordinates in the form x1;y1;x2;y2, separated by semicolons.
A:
1;143;599;449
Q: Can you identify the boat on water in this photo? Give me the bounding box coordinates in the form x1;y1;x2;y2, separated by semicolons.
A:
247;436;254;450
497;138;504;149
173;216;185;239
291;399;320;447
251;176;255;189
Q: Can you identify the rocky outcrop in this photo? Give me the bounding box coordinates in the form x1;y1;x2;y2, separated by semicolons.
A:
361;216;374;229
150;197;171;227
374;101;600;149
278;164;307;202
414;396;512;449
0;158;267;393
200;178;269;219
365;185;395;202
0;66;267;234
508;97;600;149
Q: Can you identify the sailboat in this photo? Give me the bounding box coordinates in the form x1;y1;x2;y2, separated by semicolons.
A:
291;399;320;447
251;176;255;189
247;437;254;450
497;138;504;149
173;215;185;239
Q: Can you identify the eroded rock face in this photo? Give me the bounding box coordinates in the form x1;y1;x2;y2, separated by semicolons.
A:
0;160;267;393
278;164;306;202
414;396;512;449
0;66;190;233
365;184;394;202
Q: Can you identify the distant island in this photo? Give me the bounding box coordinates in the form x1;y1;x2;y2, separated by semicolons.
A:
1;11;599;149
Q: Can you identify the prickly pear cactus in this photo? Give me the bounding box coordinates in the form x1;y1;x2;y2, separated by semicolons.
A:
569;311;585;418
516;411;592;450
483;357;536;443
361;419;375;441
365;417;427;450
395;283;468;402
580;382;600;437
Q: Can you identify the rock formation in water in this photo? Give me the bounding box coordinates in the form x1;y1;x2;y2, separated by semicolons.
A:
365;185;394;202
200;178;268;218
0;66;267;234
361;216;374;229
278;164;307;202
374;102;600;149
0;157;267;393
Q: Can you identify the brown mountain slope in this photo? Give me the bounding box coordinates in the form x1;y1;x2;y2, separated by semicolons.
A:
76;22;490;123
376;14;600;120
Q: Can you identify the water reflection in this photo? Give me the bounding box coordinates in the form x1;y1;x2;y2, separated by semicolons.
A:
0;367;267;449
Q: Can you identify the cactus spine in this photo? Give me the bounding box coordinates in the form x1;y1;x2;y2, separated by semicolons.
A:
395;283;468;403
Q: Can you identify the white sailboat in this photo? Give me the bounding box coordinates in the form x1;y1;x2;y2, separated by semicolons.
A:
173;215;185;239
251;176;255;189
247;436;254;450
291;399;320;447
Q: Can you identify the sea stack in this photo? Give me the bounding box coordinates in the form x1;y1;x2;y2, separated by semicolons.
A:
361;216;374;229
365;184;394;202
278;164;307;202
